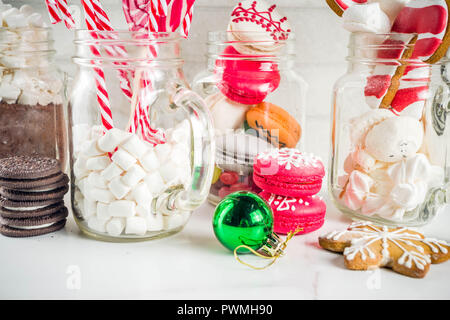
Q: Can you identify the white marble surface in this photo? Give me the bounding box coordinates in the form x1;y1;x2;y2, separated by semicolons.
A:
0;193;449;300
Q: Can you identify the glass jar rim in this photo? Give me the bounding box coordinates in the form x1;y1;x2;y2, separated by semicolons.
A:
346;31;450;65
207;30;295;44
73;30;184;68
75;30;183;44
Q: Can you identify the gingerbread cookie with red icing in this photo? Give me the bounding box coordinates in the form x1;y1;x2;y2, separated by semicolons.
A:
319;222;450;278
365;0;450;116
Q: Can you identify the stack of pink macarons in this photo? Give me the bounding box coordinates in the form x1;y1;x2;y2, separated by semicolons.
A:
253;148;327;235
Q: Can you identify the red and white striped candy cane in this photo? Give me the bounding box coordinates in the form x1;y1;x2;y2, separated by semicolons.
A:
84;0;134;101
81;0;115;130
45;0;75;29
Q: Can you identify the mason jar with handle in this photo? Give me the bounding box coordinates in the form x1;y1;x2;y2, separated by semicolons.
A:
329;32;450;227
70;31;214;241
193;31;307;205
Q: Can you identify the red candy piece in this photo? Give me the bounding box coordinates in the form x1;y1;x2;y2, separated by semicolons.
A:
218;186;232;199
229;183;251;192
215;45;281;105
219;171;240;186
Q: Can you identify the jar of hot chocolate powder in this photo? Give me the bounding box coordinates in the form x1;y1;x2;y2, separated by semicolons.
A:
0;4;67;170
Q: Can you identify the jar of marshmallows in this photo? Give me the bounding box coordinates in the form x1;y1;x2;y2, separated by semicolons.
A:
70;31;214;241
0;4;67;169
192;1;307;205
329;32;450;227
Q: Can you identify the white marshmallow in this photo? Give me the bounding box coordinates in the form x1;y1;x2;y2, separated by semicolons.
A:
144;171;166;196
97;128;131;152
87;216;108;233
90;125;104;140
106;218;126;236
83;197;97;219
170;143;190;166
19;5;34;17
75;198;84;214
73;155;89;179
3;9;27;28
81;140;104;157
87;171;107;189
121;164;146;187
97;202;111;220
154;143;172;162
125;217;147;235
121;135;149;159
90;187;115;203
26;13;44;28
108;176;131;200
101;163;123;181
86;155;110;171
159;161;181;184
146;212;164;231
170;119;191;144
77;177;88;195
139;150;160;172
0;81;20;101
111;149;137;170
108;200;136;218
131;182;152;208
73;125;90;152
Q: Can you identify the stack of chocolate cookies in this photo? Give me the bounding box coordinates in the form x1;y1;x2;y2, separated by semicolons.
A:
0;156;69;237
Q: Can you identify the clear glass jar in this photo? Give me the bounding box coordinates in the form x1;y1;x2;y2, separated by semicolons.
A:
193;31;307;205
70;31;214;241
329;32;450;227
0;27;67;170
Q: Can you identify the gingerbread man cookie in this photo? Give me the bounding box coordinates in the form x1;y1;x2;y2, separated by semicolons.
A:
319;222;450;278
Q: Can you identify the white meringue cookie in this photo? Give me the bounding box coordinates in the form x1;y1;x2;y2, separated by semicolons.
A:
349;109;394;147
227;0;291;54
365;116;424;163
343;3;391;33
351;147;376;172
390;182;427;212
344;170;374;211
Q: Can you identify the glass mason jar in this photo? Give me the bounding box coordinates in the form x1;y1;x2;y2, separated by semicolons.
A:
329;32;450;227
70;31;214;241
193;31;307;205
0;27;67;170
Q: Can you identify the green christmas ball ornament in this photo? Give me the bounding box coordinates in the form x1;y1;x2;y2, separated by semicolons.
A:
213;191;283;256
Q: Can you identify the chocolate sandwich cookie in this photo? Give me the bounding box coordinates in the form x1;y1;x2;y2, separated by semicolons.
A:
0;219;67;238
0;201;65;219
0;196;63;211
0;156;61;180
0;172;68;190
0;184;69;202
0;206;68;238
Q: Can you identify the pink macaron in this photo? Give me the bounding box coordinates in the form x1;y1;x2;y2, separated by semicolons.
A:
260;191;326;235
253;148;325;197
215;45;281;105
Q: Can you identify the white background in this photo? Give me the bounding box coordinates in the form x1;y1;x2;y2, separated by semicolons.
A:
1;0;449;300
